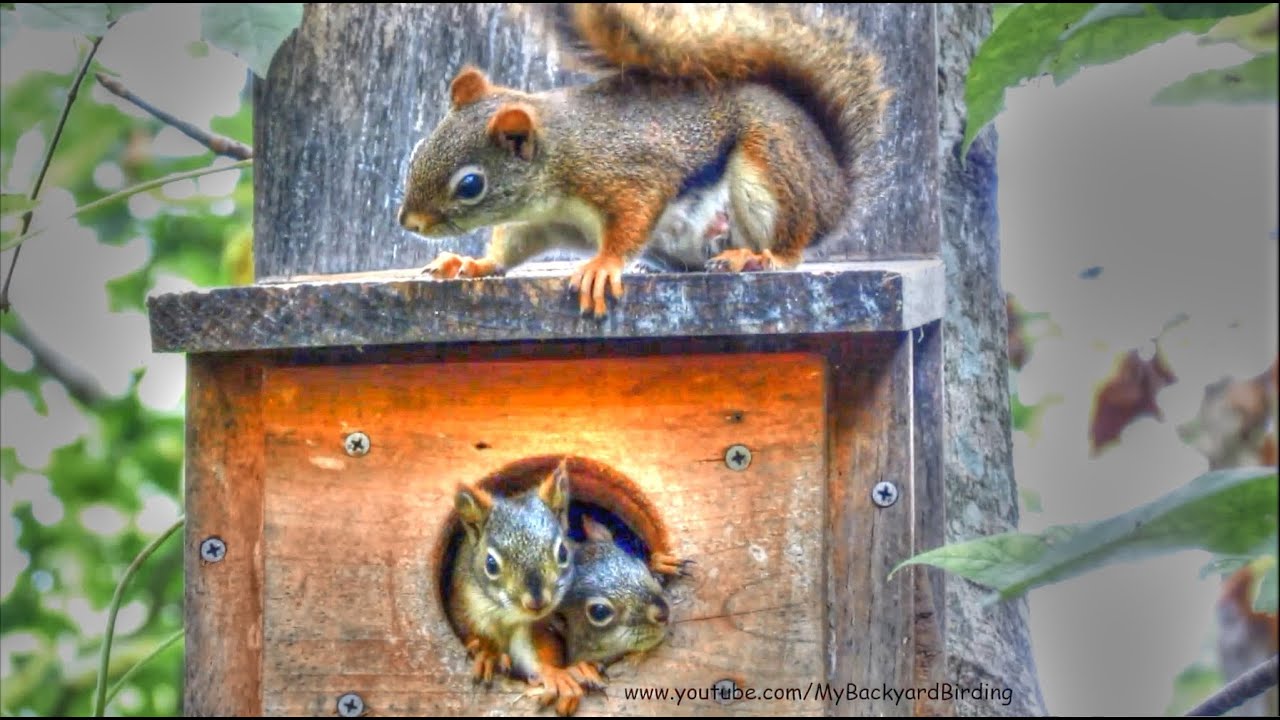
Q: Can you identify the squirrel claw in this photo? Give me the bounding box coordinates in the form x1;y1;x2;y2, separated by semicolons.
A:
527;666;586;716
650;552;695;578
569;661;607;691
422;251;496;279
464;637;510;685
568;254;625;318
705;248;778;273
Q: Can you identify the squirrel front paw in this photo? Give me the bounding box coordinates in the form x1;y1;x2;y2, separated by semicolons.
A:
527;665;587;716
464;636;512;685
650;552;695;578
567;660;607;691
421;251;499;279
568;253;625;318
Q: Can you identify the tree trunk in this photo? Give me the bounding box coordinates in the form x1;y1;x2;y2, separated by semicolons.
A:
935;3;1048;715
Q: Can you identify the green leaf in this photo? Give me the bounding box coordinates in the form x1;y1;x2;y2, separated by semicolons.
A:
892;467;1279;601
1019;486;1043;513
1153;3;1271;20
1;192;36;218
1255;564;1278;613
1049;5;1219;84
1166;660;1223;716
1199;553;1253;578
1202;4;1279;53
1154;52;1279;104
200;3;303;78
962;3;1094;158
104;3;148;21
17;3;109;35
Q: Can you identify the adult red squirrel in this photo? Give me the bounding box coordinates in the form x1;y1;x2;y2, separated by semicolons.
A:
396;2;889;318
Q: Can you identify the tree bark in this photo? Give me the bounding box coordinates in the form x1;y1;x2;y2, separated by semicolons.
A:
935;3;1048;715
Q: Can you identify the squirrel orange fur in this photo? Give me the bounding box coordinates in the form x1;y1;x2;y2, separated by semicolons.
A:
397;3;890;317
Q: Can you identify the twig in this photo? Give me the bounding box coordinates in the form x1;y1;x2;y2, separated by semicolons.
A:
2;159;254;253
92;516;185;717
4;314;108;407
1;32;107;313
1186;654;1279;716
103;627;184;708
95;72;253;160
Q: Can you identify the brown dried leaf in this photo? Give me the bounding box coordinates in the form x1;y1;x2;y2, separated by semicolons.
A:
1180;356;1279;470
1090;347;1178;454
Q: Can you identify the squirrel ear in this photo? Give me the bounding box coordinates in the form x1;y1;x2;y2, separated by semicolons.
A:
449;65;491;108
538;457;571;516
487;102;538;161
581;515;614;544
455;484;492;541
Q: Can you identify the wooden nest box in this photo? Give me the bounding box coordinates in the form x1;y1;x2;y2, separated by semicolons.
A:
146;4;946;717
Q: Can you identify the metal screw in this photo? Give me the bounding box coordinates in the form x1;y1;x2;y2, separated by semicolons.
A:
724;444;752;471
344;431;370;457
336;692;365;717
199;536;226;563
713;678;739;705
872;481;899;508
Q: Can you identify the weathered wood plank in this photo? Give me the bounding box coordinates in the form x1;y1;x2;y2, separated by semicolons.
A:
147;259;944;354
184;354;265;716
257;353;829;716
824;334;915;716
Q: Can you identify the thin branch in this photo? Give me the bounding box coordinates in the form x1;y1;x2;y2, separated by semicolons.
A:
92;517;185;718
95;72;254;160
2;32;108;313
2;158;254;253
1186;654;1279;716
103;627;184;708
4;314;108;407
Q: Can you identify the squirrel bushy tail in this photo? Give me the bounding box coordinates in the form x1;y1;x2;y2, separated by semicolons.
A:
546;2;891;186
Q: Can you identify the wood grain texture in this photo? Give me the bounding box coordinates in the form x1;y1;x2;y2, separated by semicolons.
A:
823;334;915;716
912;319;949;716
258;353;831;716
146;259;944;354
184;354;265;716
252;3;938;279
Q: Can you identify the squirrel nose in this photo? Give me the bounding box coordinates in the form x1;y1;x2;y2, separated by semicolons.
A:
399;207;433;233
522;596;546;613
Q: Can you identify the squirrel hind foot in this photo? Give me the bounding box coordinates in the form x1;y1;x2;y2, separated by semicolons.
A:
704;248;795;273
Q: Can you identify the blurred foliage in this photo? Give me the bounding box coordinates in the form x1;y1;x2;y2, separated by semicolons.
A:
965;2;1279;155
0;2;297;716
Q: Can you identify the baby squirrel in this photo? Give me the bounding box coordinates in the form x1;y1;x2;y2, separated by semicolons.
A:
448;459;583;700
397;2;890;317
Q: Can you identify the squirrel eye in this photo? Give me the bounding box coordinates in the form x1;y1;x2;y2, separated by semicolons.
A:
555;538;570;567
586;600;614;626
484;550;501;579
449;165;487;204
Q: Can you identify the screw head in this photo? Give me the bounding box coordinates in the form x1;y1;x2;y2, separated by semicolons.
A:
872;481;899;508
336;692;365;717
713;678;739;705
344;432;370;457
199;536;226;563
724;444;752;471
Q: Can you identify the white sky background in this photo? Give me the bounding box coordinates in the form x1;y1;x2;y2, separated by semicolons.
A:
1;5;1279;716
